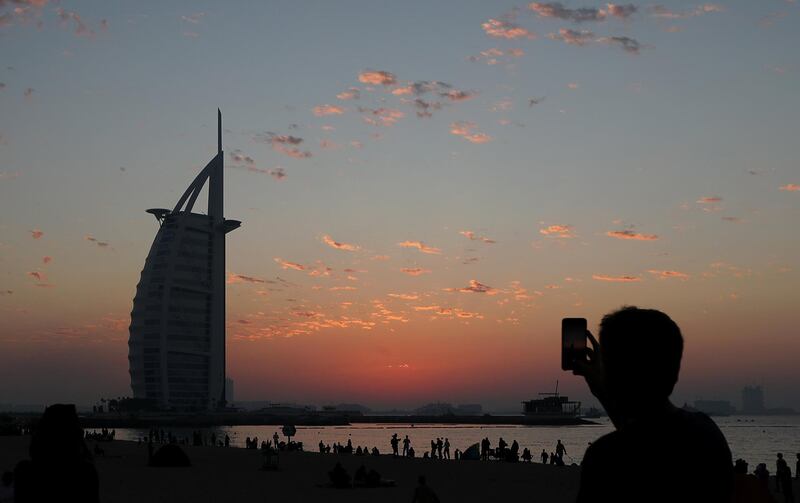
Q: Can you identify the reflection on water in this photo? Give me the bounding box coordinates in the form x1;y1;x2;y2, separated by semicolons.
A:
111;415;798;468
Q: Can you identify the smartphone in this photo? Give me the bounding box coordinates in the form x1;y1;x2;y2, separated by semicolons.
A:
562;318;587;371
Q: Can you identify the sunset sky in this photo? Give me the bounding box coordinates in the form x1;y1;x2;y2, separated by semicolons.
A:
1;0;798;411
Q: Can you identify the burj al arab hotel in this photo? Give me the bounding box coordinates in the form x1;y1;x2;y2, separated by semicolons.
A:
128;111;239;410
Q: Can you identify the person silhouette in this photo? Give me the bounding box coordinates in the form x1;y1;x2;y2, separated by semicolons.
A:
412;475;440;503
777;453;788;493
573;307;733;502
541;449;548;464
391;433;399;457
555;439;566;462
436;438;443;459
13;404;99;503
443;438;450;460
403;435;411;457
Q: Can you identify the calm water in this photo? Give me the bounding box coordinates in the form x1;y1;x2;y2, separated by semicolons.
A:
112;415;799;468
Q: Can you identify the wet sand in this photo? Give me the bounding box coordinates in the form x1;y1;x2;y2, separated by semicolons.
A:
0;436;581;502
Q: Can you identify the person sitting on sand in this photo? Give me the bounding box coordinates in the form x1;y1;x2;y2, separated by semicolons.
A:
573;306;733;502
408;447;415;458
412;475;440;503
372;447;380;456
522;447;532;463
329;462;351;489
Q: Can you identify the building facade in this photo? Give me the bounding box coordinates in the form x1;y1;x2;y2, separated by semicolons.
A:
128;111;239;410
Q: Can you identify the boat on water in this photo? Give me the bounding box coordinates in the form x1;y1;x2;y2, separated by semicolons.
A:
521;382;585;425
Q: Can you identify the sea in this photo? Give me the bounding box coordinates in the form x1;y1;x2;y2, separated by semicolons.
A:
112;415;799;468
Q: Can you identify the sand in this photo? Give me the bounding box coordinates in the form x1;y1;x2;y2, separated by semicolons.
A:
1;436;581;502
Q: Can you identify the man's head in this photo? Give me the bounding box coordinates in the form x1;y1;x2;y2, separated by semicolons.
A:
599;306;683;405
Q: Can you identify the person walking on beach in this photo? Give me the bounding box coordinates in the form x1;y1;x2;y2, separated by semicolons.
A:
412;475;440;503
443;438;450;460
541;449;548;464
555;440;566;463
403;435;411;457
572;307;733;502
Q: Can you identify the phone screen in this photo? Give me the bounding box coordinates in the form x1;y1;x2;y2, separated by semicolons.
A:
562;318;587;371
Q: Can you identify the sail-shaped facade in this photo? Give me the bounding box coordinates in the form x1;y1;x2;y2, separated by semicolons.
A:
128;111;239;410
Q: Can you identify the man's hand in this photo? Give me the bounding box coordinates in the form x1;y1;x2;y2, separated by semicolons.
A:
573;330;609;408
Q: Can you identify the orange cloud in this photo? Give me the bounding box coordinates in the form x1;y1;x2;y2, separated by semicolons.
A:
398;240;441;255
481;18;535;40
313;104;345;117
336;88;360;100
779;184;800;192
85;235;110;248
450;121;492;144
388;293;419;300
468;48;525;65
446;279;498;295
460;230;496;244
697;196;723;203
274;258;306;271
358;70;396;86
647;270;690;280
359;107;405;126
606;230;659;241
592;274;641;282
227;273;266;284
322;234;360;252
539;224;575;238
30;229;44;239
400;267;431;276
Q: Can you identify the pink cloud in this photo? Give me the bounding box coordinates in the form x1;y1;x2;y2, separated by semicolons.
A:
400;267;431;276
398;240;442;255
592;274;641;282
441;90;477;102
481;18;535;39
647;270;690;280
606;230;659;241
358;70;396;86
30;229;44;239
549;28;594;46
322;234;360;252
649;4;724;19
779;184;800;192
313;104;345;117
539;224;574;238
274;258;306;271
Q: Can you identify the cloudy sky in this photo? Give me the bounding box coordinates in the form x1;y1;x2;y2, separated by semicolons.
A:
0;0;798;410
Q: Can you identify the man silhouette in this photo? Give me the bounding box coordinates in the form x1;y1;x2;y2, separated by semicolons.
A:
573;307;733;503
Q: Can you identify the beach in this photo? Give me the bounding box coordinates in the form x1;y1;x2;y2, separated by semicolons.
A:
0;436;582;502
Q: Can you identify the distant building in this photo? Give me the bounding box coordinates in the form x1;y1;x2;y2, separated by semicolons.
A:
694;400;735;416
455;404;483;415
128;111;240;411
225;378;235;404
414;402;456;416
741;386;765;414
